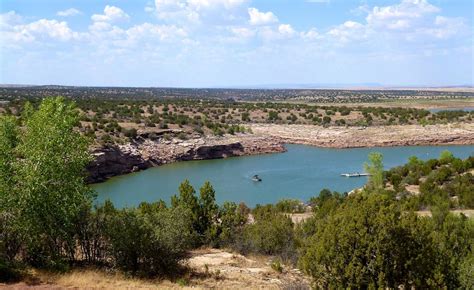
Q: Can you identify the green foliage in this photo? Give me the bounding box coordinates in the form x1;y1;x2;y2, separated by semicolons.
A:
0;116;18;207
218;202;248;246
198;181;219;244
270;258;283;273
459;251;474;289
439;150;454;164
275;199;304;213
299;194;437;288
104;202;194;276
240;210;296;261
15;97;93;266
364;152;384;191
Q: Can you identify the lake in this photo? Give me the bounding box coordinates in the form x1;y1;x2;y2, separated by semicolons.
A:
428;107;474;113
94;144;474;208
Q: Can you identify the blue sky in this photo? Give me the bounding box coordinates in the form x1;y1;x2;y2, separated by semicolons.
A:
0;0;472;87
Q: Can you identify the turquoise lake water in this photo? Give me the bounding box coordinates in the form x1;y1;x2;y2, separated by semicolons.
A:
94;144;474;208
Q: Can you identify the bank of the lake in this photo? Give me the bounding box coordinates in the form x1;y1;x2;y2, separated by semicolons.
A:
93;144;474;208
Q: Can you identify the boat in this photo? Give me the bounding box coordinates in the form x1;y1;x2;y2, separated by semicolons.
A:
340;172;370;177
252;174;262;182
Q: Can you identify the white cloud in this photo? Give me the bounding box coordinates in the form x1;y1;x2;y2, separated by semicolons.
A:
301;28;320;40
187;0;247;10
153;0;247;23
424;16;466;39
57;8;81;17
248;7;278;25
126;23;187;42
328;21;367;43
3;19;79;43
278;24;295;36
231;27;255;38
366;0;439;30
0;11;22;27
92;5;129;23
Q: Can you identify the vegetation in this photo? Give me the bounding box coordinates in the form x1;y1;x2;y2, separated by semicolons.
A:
1;97;473;288
1;88;472;146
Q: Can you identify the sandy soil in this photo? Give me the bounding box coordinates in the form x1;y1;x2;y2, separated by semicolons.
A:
250;123;474;148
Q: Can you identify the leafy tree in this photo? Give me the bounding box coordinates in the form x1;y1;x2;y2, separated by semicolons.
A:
364;152;384;191
171;180;200;243
0;116;18;208
16;97;93;266
439;150;454;164
198;181;219;244
218;201;248;246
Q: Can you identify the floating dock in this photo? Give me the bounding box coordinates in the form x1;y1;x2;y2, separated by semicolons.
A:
340;173;370;177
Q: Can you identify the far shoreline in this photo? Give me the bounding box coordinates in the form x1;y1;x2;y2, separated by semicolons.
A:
87;123;474;184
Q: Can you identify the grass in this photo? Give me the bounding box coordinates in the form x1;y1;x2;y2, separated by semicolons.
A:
1;268;183;289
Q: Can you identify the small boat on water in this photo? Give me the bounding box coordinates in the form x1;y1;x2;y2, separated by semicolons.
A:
340;172;370;177
252;174;262;182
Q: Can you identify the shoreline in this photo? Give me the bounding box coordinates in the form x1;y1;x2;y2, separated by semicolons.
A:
88;123;474;183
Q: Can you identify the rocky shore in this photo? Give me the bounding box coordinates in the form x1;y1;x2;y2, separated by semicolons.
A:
250;123;474;148
87;134;285;183
87;123;474;183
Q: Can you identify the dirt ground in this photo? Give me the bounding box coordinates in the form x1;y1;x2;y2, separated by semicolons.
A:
1;249;310;290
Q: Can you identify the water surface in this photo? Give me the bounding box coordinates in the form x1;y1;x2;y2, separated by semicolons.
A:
94;144;473;208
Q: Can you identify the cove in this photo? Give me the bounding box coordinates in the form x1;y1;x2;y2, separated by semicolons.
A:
93;144;474;208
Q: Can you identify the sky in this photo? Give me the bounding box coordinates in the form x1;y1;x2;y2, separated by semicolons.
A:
0;0;472;87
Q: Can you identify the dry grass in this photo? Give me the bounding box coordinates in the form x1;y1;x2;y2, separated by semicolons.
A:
0;268;190;289
1;248;311;289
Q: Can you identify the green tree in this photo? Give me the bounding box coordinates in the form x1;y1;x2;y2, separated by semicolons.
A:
218;202;248;246
16;97;93;266
171;180;200;242
459;252;474;289
0;116;18;207
439;150;454;164
299;194;437;288
364;152;384;191
198;181;219;244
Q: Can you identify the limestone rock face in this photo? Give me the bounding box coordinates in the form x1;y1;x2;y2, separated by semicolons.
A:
87;146;150;183
87;135;285;183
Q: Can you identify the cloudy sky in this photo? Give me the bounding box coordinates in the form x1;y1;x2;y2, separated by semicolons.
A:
0;0;472;87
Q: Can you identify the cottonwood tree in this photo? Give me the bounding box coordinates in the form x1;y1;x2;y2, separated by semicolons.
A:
16;97;93;265
364;152;384;191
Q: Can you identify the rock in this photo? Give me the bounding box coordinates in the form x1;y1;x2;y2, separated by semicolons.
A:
87;135;286;183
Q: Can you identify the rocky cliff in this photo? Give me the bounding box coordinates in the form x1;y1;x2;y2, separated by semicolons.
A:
87;135;285;183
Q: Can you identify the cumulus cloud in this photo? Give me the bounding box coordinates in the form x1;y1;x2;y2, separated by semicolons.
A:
328;21;367;43
366;0;439;30
91;5;129;23
231;27;255;38
152;0;247;23
126;23;187;42
248;7;278;25
57;8;82;17
1;15;79;43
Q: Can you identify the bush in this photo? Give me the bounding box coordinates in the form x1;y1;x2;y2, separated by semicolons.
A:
299;194;437;288
105;203;195;276
239;211;296;262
